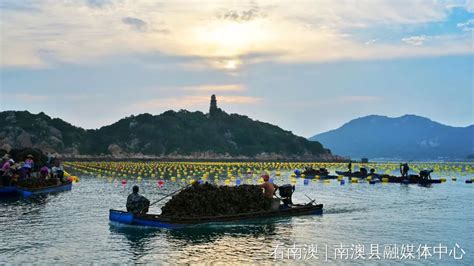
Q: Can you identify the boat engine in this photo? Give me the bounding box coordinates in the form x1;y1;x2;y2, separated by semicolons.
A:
279;184;295;206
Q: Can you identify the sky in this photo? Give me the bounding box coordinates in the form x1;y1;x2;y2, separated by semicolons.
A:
0;0;473;137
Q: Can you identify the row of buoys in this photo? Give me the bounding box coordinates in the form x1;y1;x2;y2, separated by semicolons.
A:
64;161;474;188
64;161;474;179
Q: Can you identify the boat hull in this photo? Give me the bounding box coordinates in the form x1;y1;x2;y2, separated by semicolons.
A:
110;204;323;229
15;182;73;197
0;186;17;197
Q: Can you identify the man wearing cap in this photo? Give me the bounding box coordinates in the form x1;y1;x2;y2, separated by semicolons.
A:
126;186;150;214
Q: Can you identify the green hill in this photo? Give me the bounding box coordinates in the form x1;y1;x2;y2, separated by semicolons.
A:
0;95;334;160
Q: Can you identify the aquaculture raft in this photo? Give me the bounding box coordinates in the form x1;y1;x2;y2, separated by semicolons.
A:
109;203;323;229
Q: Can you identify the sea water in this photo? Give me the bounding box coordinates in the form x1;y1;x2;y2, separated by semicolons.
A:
1;167;473;264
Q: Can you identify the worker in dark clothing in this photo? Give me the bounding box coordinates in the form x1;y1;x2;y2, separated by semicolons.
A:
126;186;150;214
401;163;410;178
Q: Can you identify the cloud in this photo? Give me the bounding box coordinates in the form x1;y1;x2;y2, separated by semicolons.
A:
182;84;246;93
219;6;265;22
402;35;431;46
85;0;112;9
1;1;473;69
0;1;41;12
457;19;474;32
122;17;147;32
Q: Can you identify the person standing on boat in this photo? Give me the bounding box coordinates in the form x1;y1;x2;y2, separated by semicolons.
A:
348;161;352;173
402;163;410;178
126;185;150;214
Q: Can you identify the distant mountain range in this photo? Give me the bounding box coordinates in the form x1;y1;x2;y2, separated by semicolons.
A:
309;115;474;160
0;96;340;160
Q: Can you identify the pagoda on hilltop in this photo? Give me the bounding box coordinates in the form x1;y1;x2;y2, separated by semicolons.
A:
209;94;222;118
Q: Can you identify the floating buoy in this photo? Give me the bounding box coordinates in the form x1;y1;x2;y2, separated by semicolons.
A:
382;178;389;183
351;178;359;183
157;180;165;187
324;179;331;184
303;179;309;185
340;180;345;185
369;180;376;185
236;179;241;185
121;180;127;185
337;176;343;181
451;177;457;181
440;178;446;183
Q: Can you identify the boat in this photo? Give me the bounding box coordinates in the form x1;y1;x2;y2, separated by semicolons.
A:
15;181;73;197
0;186;17;197
385;175;441;185
297;168;337;179
109;203;323;229
335;171;368;179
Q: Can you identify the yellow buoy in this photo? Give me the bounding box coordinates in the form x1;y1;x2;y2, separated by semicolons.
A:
440;178;446;183
382;177;389;183
351;178;359;183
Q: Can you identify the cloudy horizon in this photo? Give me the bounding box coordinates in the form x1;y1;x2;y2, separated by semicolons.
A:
1;0;473;137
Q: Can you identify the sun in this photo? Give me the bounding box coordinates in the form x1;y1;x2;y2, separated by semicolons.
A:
223;59;239;70
192;20;271;69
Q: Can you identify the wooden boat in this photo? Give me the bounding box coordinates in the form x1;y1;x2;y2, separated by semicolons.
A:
109;203;323;229
297;168;337;179
15;181;73;197
0;186;17;197
336;171;368;179
386;175;441;185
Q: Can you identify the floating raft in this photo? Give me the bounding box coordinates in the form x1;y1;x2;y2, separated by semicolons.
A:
109;203;323;229
302;175;338;180
0;182;72;198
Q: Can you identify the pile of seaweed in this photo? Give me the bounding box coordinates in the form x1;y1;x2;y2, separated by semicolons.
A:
161;183;270;218
17;178;59;189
